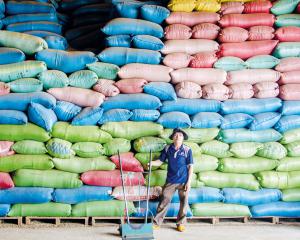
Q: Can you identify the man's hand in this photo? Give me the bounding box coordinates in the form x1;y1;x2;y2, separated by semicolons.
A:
184;181;191;192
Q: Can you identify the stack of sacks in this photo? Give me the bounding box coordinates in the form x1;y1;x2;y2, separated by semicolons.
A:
2;0;68;50
0;0;4;27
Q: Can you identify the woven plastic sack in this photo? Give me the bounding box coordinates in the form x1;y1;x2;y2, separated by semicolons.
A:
164;24;192;40
220;2;244;15
163;53;192;69
0;172;14;189
214;56;246;71
69;70;98;89
144;82;177;101
46;138;75;159
93;79;120;97
218;27;248;43
0;47;25;65
132;35;164;51
37;70;69;90
166;12;220;26
0;141;14;157
202;84;230;101
275;115;300;133
54;101;81;122
246;55;280;69
275;26;300;42
6;1;55;14
281;101;300;116
193;155;218;173
277;157;300;172
244;1;272;14
133;137;166;153
201;140;232;158
140;5;170;24
8;78;42;93
280;84;300;101
98;109;132;125
271;0;300;15
189;51;218;68
71;107;103;126
157;112;191;129
114;78;147;94
191;112;223;128
0;110;27;125
254;82;279;99
282;189;300;202
249;112;281;131
103;138;131;156
12;140;47;155
167;0;196;12
255;171;300;189
0;82;10;96
71;142;104;158
250;201;300;217
281;128;300;144
175;82;202;99
192;23;220;40
195;0;220;12
228;83;254;99
248;26;274;41
276;14;300;28
113;186;161;201
276;57;300;72
86;62;119;80
285;141;300;157
130;110;160;122
230;142;263;158
106;35;131;48
273;42;300;58
110;152;143;172
221;113;253;130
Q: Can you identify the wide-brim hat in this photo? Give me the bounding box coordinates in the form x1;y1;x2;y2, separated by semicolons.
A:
169;128;188;140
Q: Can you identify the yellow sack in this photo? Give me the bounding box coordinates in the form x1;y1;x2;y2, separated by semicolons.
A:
168;0;196;12
218;0;257;2
195;0;221;12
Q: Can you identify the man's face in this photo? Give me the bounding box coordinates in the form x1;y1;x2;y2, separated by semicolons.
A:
173;132;184;145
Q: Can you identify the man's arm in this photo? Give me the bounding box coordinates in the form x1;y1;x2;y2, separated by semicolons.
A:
147;146;168;169
184;149;193;191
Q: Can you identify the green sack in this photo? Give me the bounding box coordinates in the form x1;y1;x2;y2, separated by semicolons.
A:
86;62;120;80
101;121;163;140
191;203;251;217
0;123;50;142
218;157;279;174
256;142;287;160
103;138;131;156
255;171;300;189
159;128;219;144
271;0;300;15
282;188;300;202
281;128;300;144
8;78;43;93
52;122;112;143
193;154;218;173
8;203;71;217
133;137;166;153
0;154;53;172
276;157;300;172
12;140;47;155
13;169;83;188
71;200;135;217
201;140;233;158
285;141;300;157
69;70;98;89
0;61;47;83
198;171;260;190
38;70;69;90
52;156;116;173
214;57;247;71
46;138;75;158
273;42;300;58
245;55;280;69
135;152;163;170
275;14;300;27
71;142;104;158
183;142;202;156
230;142;263;158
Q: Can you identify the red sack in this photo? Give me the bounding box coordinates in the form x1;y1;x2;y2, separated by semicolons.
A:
219;13;275;28
243;1;272;14
110;152;144;172
192;23;220;39
189;51;218;68
0;83;10;96
218;27;249;43
280;84;300;100
275;57;300;72
220;2;244;15
279;71;300;85
0;172;14;189
248;26;274;41
275;27;300;42
81;170;145;187
0;141;14;157
219;40;278;60
164;24;192;40
114;79;147;94
166;12;220;27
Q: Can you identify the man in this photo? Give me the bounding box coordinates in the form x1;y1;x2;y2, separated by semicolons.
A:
149;128;193;232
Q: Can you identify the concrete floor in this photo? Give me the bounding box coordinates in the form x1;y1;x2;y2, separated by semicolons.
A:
0;222;300;240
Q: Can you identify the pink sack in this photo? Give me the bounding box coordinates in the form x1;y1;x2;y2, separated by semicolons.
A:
219;40;278;60
226;69;280;85
0;172;14;189
243;1;272;14
175;82;202;99
164;24;192;40
93;79;120;97
220;2;244;15
280;84;300;100
219;13;275;28
275;57;300;72
253;82;279;98
112;186;162;201
110;152;144;172
248;26;275;41
114;79;147;94
118;64;173;82
192;23;220;39
162;39;219;55
279;71;300;85
0;141;14;157
166;12;220;26
275;27;300;42
163;53;193;69
171;68;227;85
228;83;254;99
218;27;249;43
298;3;300;13
0;82;10;96
202;84;230;101
81;170;145;187
189;51;218;68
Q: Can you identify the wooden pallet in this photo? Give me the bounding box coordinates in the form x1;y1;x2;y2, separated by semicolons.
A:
191;216;249;224
25;217;89;226
0;217;23;226
91;217;124;226
250;217;280;224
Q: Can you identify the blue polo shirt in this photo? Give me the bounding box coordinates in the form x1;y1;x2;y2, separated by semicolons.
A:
159;144;193;184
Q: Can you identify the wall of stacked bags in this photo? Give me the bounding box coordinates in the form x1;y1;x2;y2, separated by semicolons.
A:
1;0;300;219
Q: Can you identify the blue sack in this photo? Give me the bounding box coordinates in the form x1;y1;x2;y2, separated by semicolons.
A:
281;101;300;115
2;13;58;26
6;1;55;15
0;0;4;13
28;102;58;131
249;112;281;131
221;113;254;130
52;186;113;204
43;35;68;50
143;82;177;101
0;204;10;217
0;92;56;111
250;201;300;217
132;35;164;51
72;3;113;17
71;107;103;126
157;112;191;129
102;18;164;38
54;101;82;122
222;188;282;206
172;187;224;204
105;35;131;48
98;109;133;125
35;49;97;73
140;5;170;24
221;98;282;115
130;109;160;122
161;98;221;115
6;21;63;35
0;110;27;125
0;187;53;204
275;115;300;133
116;2;141;19
0;47;25;65
192;112;223;128
102;94;162;111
